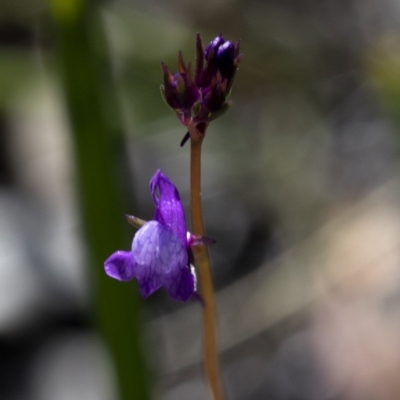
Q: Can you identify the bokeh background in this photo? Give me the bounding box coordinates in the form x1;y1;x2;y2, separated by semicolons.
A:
2;0;400;399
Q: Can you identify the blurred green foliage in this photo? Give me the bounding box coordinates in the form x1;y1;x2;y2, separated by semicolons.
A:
49;1;150;399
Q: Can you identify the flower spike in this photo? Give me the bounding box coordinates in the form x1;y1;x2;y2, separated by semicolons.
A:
160;33;242;143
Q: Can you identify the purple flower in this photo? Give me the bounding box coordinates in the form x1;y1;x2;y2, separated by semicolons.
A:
104;170;196;302
161;33;242;135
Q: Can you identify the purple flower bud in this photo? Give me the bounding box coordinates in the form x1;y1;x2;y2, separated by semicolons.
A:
160;33;242;139
198;34;241;96
104;170;197;301
216;41;238;90
161;53;200;125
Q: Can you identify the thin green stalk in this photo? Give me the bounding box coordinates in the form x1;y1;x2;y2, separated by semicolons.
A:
189;125;225;400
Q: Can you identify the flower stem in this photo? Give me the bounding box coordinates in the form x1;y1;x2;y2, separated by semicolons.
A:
189;127;225;400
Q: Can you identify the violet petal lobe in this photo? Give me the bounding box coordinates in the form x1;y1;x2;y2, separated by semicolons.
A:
165;265;195;302
104;251;136;281
132;220;190;299
150;170;187;246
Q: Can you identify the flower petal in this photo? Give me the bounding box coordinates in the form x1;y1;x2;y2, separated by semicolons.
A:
104;251;135;281
164;265;195;302
150;170;187;247
132;220;190;299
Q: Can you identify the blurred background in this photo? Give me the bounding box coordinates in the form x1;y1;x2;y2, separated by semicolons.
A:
2;0;400;399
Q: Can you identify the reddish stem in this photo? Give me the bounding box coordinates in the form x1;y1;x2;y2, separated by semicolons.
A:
189;124;225;400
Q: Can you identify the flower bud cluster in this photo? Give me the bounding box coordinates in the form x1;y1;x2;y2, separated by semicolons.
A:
161;34;242;132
